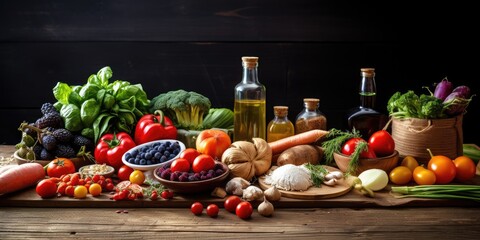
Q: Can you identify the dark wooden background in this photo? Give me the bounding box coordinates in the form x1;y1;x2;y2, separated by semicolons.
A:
1;0;478;145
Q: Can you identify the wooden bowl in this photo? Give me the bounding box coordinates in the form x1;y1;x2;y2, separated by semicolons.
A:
14;150;92;170
153;162;229;194
333;150;399;175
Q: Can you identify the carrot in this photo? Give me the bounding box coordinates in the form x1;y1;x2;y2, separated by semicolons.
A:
268;129;329;155
0;163;45;195
0;165;16;175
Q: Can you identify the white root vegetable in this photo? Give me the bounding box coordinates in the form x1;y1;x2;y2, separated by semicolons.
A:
243;186;264;201
225;177;251;196
264;185;281;201
324;171;344;180
258;196;274;217
358;169;389;191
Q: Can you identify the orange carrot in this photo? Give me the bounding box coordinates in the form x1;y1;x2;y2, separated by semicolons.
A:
0;165;16;175
0;163;45;195
269;129;329;155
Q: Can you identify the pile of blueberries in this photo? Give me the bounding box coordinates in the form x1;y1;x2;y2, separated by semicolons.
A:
124;141;182;165
156;163;226;182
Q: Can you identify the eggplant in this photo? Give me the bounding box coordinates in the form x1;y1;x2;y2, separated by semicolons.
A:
433;78;453;101
451;85;471;99
443;91;472;116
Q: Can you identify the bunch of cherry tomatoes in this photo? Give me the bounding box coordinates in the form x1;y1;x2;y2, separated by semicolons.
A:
190;196;253;219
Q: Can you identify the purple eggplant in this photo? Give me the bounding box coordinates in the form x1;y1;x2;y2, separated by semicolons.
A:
451;85;471;99
433;78;453;101
443;91;473;116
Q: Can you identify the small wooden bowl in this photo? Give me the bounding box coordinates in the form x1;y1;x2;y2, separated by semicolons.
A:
153;162;229;194
14;150;93;171
333;150;399;175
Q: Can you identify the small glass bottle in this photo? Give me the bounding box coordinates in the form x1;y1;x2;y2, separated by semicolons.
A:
233;56;266;142
346;68;387;139
267;106;295;142
295;98;327;134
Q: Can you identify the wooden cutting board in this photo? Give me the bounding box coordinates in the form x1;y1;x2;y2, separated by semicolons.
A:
258;166;352;200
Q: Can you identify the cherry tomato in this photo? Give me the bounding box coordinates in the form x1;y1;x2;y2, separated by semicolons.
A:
46;158;76;178
389;166;412;185
368;130;395;157
65;185;75;197
400;156;419;172
191;202;204;215
74;185;88;199
453;156;476;182
117;165;134;181
129;170;145;185
56;182;67;196
128;193;137;200
161;190;174;199
206;204;219;218
179;148;201;165
428;155;456;184
170;158;191;173
413;166;436;185
89;183;102;197
224;196;242;213
105;182;115;191
196;129;232;159
36;179;57;198
236;201;253;219
341;138;377;159
150;190;158;200
192;154;215;173
70;174;80;186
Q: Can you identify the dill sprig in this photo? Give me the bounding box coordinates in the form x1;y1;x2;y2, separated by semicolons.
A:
304;163;328;187
347;140;368;174
322;128;361;165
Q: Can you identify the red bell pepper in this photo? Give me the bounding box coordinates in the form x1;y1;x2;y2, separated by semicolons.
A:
134;110;177;145
94;132;136;170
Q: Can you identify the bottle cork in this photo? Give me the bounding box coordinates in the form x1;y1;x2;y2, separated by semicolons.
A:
361;68;375;77
242;56;259;68
273;106;288;117
304;98;320;111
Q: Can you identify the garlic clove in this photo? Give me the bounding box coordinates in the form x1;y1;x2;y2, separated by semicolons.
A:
264;185;281;202
258;196;274;217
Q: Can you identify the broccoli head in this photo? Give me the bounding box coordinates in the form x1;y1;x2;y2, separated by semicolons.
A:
149;89;211;130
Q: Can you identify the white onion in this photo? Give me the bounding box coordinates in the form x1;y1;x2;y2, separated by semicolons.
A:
358;169;389;191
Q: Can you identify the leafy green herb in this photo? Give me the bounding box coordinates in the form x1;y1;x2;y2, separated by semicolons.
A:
347;140;368;174
387;90;446;119
304;163;328;187
322;128;361;165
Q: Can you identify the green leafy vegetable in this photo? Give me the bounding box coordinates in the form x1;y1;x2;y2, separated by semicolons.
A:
387;90;446;119
60;104;83;132
202;108;234;129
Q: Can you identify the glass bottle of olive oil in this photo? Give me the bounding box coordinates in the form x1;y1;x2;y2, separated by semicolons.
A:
234;56;266;142
346;68;387;139
267;106;294;142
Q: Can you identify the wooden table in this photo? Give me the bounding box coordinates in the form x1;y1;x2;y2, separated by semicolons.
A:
1;145;479;239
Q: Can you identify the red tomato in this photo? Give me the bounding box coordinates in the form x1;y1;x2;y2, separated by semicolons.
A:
341;138;377;159
117;165;134;181
179;148;201;165
191;202;204;215
170;158;191;173
368;130;395;157
428;155;456;184
161;190;174;199
65;185;75;197
453;156;476;182
236;201;253;219
224;196;242;213
192;154;215;173
46;158;76;178
36;179;57;198
206;204;219;218
196;129;231;159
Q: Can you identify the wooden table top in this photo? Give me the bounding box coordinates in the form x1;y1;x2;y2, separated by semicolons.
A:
1;145;479;239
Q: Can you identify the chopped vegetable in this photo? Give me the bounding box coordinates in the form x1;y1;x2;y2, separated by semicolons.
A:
149;89;211;130
202;108;234;129
391;185;480;201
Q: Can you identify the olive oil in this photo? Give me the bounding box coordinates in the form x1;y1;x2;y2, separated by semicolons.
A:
233;56;266;142
234;99;266;141
267;106;294;142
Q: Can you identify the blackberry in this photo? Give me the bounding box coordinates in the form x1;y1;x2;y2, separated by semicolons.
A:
41;103;57;115
36;113;63;129
52;128;73;143
24;123;37;137
40;148;55;160
33;144;43;159
72;135;94;151
54;144;76;158
41;134;57;151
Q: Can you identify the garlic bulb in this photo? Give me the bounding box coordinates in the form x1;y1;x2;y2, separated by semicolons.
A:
264;164;312;191
225;177;250;196
264;185;281;201
242;185;264;201
258;196;274;217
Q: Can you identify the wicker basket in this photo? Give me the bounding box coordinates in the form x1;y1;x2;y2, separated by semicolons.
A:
391;115;463;164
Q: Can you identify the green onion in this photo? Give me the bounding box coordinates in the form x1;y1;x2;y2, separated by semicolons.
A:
391;185;480;201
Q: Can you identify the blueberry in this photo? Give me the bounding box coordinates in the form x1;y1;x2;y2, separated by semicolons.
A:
169;154;176;159
154;152;162;159
125;152;131;159
128;157;135;163
145;152;152;160
173;149;180;155
140;159;146;165
134;158;141;165
164;150;170;156
165;141;171;147
146;160;152;165
160;156;167;162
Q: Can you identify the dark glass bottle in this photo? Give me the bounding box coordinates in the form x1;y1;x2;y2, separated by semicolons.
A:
346;68;387;139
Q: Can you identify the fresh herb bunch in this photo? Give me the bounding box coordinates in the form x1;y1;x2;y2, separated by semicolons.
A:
322;128;361;165
304;163;328;187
